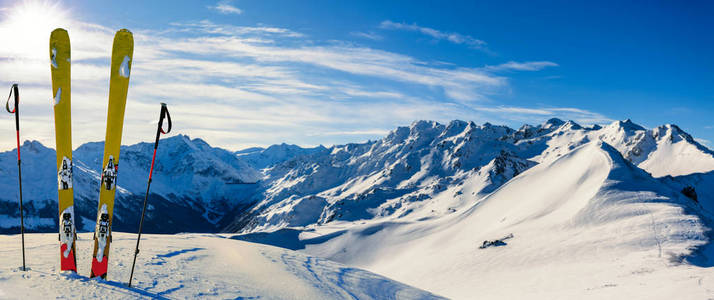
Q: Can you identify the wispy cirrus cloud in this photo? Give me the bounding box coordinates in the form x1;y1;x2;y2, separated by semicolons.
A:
307;129;391;137
170;20;303;38
485;61;559;72
351;31;383;41
208;1;243;15
472;106;612;125
379;20;486;49
695;138;711;146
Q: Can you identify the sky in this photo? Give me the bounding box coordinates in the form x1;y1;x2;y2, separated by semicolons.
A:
0;0;712;150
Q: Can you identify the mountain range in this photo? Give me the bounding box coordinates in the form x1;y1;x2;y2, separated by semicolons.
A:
1;118;712;236
2;118;714;297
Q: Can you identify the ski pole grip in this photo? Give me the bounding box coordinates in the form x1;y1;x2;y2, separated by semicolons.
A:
159;103;171;134
6;84;19;131
154;103;171;148
6;84;18;114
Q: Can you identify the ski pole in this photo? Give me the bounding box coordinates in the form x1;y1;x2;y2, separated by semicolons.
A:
128;103;171;287
6;84;26;271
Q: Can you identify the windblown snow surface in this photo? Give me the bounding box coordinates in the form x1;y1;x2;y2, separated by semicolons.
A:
0;233;440;299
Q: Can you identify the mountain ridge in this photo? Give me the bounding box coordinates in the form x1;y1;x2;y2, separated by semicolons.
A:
226;118;714;234
0;118;712;237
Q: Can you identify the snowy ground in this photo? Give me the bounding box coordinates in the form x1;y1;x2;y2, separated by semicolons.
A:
236;142;714;299
0;233;442;299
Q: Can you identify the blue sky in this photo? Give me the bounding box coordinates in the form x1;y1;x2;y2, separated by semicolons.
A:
0;0;712;150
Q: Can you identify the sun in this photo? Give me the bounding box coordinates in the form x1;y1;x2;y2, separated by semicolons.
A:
0;0;70;59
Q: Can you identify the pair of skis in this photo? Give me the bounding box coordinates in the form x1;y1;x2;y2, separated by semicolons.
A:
50;28;133;279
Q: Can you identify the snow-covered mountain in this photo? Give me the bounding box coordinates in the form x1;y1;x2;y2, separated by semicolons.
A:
2;118;713;239
1;118;713;298
268;142;713;299
225;119;714;299
226;118;714;235
514;118;714;177
0;135;259;233
235;143;328;170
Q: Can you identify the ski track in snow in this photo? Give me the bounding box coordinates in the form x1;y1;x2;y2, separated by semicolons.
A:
0;233;441;299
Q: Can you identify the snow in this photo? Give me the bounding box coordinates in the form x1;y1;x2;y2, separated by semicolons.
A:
234;141;714;299
0;118;713;298
236;118;714;237
235;143;327;170
0;233;440;299
639;126;714;177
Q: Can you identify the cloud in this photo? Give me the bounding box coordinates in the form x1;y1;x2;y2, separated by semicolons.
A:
379;20;486;49
484;61;559;72
472;106;612;125
169;20;302;37
351;31;383;41
307;129;391;136
695;138;710;146
147;26;506;102
209;1;243;15
0;2;577;151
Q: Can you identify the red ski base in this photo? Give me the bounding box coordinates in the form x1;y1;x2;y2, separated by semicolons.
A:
90;257;108;279
60;244;77;272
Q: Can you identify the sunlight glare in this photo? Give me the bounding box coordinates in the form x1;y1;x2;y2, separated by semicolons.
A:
0;0;71;60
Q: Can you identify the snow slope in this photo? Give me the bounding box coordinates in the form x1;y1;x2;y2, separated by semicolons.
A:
235;141;714;299
0;232;441;299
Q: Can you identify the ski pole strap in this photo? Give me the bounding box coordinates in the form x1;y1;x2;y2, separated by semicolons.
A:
159;103;171;134
6;84;18;115
154;103;171;148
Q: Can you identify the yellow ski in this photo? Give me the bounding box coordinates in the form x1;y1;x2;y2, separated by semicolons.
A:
50;28;77;273
90;29;133;279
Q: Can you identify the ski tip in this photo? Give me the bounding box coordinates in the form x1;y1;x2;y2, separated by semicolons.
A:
50;28;69;40
113;28;134;47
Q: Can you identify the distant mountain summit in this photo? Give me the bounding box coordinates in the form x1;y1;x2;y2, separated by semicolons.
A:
235;143;327;170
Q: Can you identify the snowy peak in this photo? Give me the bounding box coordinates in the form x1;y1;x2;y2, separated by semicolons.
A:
560;120;582;131
593;120;714;177
508;118;581;142
510;117;714;177
236;143;327;170
608;118;647;132
542;117;566;129
652;124;704;148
